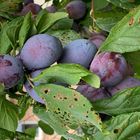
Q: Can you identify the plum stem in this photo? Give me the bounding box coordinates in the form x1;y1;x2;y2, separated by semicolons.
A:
25;74;34;88
91;0;95;28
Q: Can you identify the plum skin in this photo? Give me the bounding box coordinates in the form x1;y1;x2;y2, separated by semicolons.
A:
20;3;41;15
59;39;97;68
24;69;45;104
76;84;109;102
46;5;57;13
90;52;128;87
20;34;63;70
89;33;106;49
0;55;24;89
107;77;140;96
24;82;45;104
66;0;86;20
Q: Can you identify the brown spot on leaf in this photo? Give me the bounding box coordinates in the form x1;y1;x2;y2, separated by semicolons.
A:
69;104;74;108
129;17;134;26
113;129;119;134
56;94;64;100
41;97;45;100
64;97;67;100
44;89;50;94
74;98;78;101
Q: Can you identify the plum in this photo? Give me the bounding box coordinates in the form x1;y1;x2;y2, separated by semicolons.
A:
24;82;45;104
90;52;128;87
0;55;24;89
24;0;33;5
30;69;44;86
20;3;41;15
59;39;97;68
107;77;140;96
65;0;86;20
24;69;45;104
46;5;57;13
89;33;106;49
76;84;109;102
20;34;63;70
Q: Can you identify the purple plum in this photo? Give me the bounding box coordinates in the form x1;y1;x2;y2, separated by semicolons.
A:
59;39;97;68
90;52;128;87
46;5;57;13
76;84;109;102
107;77;140;96
20;34;63;70
24;69;45;104
0;55;24;89
24;82;45;104
89;33;106;49
20;3;41;15
65;0;86;20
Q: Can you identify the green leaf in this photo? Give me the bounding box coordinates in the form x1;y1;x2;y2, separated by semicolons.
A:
0;84;5;96
6;17;23;49
0;23;12;54
38;120;54;135
94;112;140;140
95;16;123;32
107;0;136;9
94;7;127;32
94;0;109;10
124;51;140;75
0;16;23;54
0;97;18;132
0;84;4;94
92;87;140;115
19;12;32;48
18;96;32;119
0;12;14;20
15;131;35;140
36;10;68;33
61;136;67;140
35;84;102;130
128;133;140;140
0;128;14;140
0;0;22;14
48;30;80;46
51;18;73;30
34;84;102;139
25;127;37;138
34;64;100;88
100;6;140;53
34;105;83;140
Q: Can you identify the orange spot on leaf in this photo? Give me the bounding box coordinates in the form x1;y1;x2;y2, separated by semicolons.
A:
129;17;134;26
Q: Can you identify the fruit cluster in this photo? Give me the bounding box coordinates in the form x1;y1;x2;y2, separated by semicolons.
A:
0;0;140;105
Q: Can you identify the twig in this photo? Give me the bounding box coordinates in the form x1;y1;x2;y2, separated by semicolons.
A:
91;0;95;29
